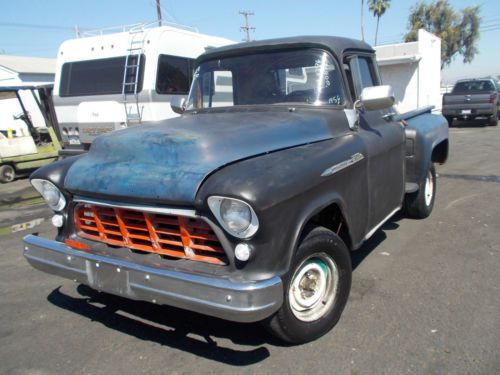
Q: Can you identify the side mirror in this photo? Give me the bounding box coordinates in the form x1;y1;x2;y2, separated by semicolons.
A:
171;96;186;114
359;85;395;111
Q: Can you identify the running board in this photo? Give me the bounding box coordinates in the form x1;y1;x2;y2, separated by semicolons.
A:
364;207;401;241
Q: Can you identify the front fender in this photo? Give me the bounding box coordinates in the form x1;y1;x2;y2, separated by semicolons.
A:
30;155;83;190
195;135;368;280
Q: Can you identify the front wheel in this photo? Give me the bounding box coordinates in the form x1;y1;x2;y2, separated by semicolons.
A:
404;164;436;219
0;164;15;183
262;226;351;344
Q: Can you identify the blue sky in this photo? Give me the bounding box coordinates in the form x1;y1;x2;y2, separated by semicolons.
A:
1;0;499;83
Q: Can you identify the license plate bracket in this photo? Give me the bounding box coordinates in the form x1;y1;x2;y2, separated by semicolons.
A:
87;261;128;295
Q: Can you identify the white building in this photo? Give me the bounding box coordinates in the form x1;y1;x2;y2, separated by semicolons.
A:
375;29;442;113
0;55;56;133
0;55;55;86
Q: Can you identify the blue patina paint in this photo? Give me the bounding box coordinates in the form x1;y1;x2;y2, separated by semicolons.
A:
64;110;335;203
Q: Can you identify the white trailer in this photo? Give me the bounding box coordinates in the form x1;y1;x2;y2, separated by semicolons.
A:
53;23;233;155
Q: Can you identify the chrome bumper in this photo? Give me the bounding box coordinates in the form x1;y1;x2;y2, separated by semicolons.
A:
23;235;283;323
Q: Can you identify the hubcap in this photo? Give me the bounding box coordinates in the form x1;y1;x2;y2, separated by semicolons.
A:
424;170;434;206
2;167;14;182
289;254;339;322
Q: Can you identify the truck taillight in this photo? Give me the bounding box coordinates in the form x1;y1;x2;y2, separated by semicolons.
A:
489;94;497;104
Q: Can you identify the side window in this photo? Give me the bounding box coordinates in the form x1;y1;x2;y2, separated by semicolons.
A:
156;55;194;94
59;55;145;97
348;56;379;98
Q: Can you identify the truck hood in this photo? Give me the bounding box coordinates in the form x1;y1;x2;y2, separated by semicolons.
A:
64;110;333;204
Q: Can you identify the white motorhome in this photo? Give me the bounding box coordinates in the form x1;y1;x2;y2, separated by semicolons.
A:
53;23;234;155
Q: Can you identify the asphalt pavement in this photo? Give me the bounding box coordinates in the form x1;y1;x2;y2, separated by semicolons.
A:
0;121;499;374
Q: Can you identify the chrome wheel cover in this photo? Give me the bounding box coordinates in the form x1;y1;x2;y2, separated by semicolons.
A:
424;169;434;207
288;253;339;322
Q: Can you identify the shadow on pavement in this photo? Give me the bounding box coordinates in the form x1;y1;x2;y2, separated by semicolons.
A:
351;212;402;270
47;285;281;366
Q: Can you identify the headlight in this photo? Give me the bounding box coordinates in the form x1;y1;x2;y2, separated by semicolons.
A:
31;179;67;211
207;196;259;239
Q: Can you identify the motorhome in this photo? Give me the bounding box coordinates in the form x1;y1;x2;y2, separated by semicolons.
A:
53;23;233;155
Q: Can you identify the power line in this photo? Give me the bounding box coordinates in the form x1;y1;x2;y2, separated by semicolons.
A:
0;22;84;31
239;11;255;42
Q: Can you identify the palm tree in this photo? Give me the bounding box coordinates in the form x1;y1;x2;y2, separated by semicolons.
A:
369;0;391;45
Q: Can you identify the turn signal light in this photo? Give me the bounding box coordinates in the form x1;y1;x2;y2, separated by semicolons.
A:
64;239;91;251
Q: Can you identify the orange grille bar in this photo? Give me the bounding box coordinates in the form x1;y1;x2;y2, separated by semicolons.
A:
74;204;227;265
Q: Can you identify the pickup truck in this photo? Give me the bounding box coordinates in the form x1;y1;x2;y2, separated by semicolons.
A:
23;36;449;344
442;78;499;126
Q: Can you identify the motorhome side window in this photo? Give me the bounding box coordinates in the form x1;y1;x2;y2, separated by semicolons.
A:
59;55;145;97
156;55;195;94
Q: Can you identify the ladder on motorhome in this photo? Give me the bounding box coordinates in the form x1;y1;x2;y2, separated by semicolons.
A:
122;27;145;125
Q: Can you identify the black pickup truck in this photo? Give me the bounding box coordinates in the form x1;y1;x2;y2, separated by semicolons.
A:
442;78;499;126
23;36;448;344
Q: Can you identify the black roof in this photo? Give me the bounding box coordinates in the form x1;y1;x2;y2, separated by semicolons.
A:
199;35;374;63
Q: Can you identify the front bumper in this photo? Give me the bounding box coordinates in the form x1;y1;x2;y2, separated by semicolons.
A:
23;234;283;323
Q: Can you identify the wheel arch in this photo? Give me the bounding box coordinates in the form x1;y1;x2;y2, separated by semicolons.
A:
293;196;354;255
432;139;449;164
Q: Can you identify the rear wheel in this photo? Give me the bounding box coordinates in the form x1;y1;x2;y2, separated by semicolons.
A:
0;165;15;183
404;164;436;219
262;226;351;344
489;115;498;126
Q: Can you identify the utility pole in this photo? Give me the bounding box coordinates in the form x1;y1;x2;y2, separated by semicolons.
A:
239;11;255;42
360;0;365;41
156;0;163;27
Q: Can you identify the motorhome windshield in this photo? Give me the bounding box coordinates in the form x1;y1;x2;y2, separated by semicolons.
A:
186;49;345;109
59;55;145;97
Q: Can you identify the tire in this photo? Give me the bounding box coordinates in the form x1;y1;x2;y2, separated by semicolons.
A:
0;164;15;183
262;226;352;344
444;116;453;126
404;163;436;219
489;115;497;126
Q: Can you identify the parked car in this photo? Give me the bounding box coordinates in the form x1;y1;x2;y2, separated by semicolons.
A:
442;78;499;126
23;36;448;344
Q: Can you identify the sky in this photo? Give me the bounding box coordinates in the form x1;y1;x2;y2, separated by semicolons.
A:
1;0;499;84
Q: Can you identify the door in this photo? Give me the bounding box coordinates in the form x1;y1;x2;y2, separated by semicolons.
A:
346;55;405;232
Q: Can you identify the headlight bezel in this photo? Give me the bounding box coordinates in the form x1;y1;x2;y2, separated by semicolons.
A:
207;196;259;239
31;179;67;212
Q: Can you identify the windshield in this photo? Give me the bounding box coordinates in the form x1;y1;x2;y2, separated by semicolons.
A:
186;49;345;110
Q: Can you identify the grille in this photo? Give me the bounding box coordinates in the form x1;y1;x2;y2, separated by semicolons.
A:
74;204;227;265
